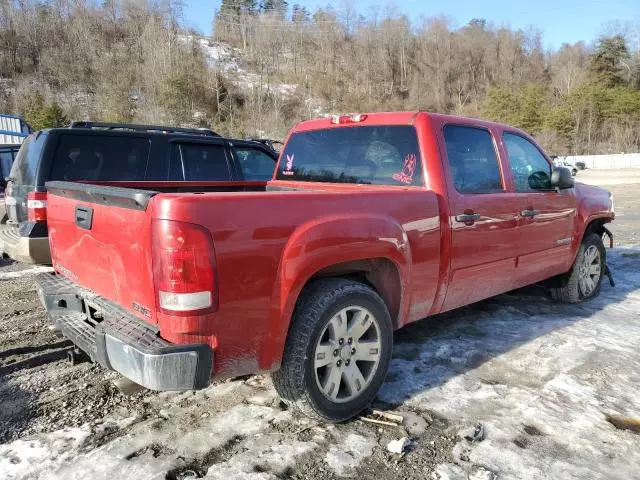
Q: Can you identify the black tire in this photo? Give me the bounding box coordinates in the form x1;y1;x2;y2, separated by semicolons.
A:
549;233;606;303
272;278;393;422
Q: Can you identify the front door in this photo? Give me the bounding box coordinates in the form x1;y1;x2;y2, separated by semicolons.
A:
501;132;577;283
439;124;523;312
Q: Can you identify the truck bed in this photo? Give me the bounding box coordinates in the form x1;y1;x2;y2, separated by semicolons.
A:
45;179;442;378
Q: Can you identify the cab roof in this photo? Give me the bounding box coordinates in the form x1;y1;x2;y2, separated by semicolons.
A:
292;111;519;134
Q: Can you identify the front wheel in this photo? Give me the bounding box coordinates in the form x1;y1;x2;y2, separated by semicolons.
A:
272;278;393;422
549;233;606;303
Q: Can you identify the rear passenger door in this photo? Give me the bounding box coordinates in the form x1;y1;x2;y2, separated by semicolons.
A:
169;140;233;181
501;132;577;281
439;124;522;312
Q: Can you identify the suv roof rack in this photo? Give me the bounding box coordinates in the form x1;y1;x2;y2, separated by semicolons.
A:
247;138;284;151
69;121;220;137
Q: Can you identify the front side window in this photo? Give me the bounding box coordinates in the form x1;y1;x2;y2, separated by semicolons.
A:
503;133;552;192
232;147;276;180
276;125;423;186
443;125;503;194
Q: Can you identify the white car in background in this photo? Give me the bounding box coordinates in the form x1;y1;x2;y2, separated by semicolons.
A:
552;156;578;176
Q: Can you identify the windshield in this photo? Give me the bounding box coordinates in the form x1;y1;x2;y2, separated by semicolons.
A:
276;125;423;186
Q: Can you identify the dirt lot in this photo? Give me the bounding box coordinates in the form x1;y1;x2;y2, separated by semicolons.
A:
1;170;639;480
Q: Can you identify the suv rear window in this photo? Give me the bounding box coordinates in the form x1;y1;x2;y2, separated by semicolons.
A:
50;134;150;181
276;126;423;186
9;134;45;186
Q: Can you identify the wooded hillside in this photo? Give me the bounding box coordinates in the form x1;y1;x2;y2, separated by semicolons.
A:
1;0;639;154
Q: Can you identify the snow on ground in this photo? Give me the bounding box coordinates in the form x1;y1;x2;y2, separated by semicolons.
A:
1;248;640;479
380;247;640;479
0;266;53;280
178;35;299;98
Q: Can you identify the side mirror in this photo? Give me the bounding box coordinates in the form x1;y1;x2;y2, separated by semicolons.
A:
551;166;574;190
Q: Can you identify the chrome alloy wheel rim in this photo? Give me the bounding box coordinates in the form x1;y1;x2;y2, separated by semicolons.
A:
578;245;601;297
313;306;382;403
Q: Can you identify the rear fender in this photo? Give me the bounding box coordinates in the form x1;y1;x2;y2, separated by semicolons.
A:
259;214;411;370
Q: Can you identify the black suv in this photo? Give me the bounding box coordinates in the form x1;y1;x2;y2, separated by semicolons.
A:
0;122;279;264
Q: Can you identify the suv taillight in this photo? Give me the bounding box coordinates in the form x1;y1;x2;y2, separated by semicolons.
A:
27;191;47;222
151;219;218;315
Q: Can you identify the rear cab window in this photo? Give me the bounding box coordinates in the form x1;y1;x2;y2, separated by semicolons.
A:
50;134;150;181
276;125;423;186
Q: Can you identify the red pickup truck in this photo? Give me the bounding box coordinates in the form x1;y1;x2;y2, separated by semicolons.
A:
35;112;614;422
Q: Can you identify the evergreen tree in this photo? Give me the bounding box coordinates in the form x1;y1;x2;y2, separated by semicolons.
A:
40;103;68;128
292;4;309;22
260;0;288;16
589;35;630;87
219;0;257;15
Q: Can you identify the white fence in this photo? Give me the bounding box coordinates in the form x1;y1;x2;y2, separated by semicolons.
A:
0;115;29;145
559;153;640;169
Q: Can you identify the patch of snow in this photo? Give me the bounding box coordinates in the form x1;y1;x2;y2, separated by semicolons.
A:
204;437;315;479
324;433;377;476
0;426;90;480
432;463;467;480
381;248;640;479
0;266;53;280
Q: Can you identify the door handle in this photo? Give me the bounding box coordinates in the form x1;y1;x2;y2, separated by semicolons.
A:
455;213;481;224
520;209;539;218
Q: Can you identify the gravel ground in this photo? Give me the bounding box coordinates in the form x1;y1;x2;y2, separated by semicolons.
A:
0;170;639;480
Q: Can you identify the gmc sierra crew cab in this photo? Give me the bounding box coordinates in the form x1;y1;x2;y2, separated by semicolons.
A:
35;112;615;422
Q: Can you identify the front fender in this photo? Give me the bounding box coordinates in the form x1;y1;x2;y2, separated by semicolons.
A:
259;213;411;370
572;183;614;254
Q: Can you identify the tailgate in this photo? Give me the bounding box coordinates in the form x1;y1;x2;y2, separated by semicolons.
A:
45;181;160;324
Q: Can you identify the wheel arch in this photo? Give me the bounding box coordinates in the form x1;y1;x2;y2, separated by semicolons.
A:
259;214;411;371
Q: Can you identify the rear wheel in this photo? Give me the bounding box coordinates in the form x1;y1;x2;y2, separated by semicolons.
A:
272;278;393;422
549;233;605;303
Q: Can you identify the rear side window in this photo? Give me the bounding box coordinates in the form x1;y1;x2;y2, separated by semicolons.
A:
50;135;150;181
276;126;423;186
178;143;231;181
443;125;503;194
232;146;276;180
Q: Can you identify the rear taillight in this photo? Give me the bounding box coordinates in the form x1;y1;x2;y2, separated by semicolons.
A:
27;191;47;222
151;219;218;315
